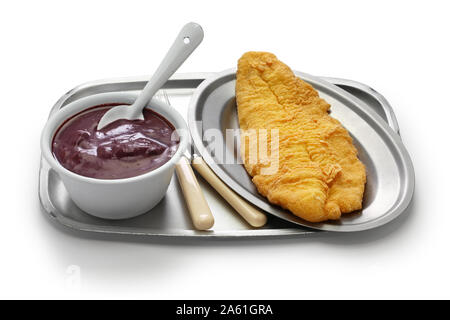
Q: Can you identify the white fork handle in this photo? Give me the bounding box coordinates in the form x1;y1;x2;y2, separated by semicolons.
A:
131;22;204;116
175;156;214;230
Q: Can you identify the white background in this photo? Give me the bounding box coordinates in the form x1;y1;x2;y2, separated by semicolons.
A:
1;0;449;299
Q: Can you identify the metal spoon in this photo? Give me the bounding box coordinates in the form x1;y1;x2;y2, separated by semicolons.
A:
97;22;204;130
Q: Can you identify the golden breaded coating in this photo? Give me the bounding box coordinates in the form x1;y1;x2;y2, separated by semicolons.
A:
236;52;366;222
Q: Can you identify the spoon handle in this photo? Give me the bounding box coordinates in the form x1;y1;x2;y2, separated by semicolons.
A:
132;22;204;114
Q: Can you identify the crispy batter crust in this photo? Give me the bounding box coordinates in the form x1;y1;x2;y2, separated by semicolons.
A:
236;52;366;222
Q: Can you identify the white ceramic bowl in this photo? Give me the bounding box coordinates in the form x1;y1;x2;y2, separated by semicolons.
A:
41;92;188;219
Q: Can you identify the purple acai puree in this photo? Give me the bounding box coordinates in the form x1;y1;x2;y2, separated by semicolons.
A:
52;104;180;179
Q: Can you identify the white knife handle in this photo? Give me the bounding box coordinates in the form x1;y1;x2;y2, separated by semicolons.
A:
192;156;267;228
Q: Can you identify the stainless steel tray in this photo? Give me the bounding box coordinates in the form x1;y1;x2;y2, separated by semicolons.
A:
39;72;408;238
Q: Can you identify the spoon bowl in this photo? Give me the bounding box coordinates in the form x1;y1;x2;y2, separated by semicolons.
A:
97;104;145;130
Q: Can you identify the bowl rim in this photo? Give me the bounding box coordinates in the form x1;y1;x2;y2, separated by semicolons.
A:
40;92;189;185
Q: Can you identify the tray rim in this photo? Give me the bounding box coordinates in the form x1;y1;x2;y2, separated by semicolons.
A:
39;157;315;238
188;69;415;232
40;72;408;238
50;72;400;135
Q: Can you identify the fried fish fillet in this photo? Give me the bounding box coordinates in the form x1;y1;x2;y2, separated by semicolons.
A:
236;52;366;222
